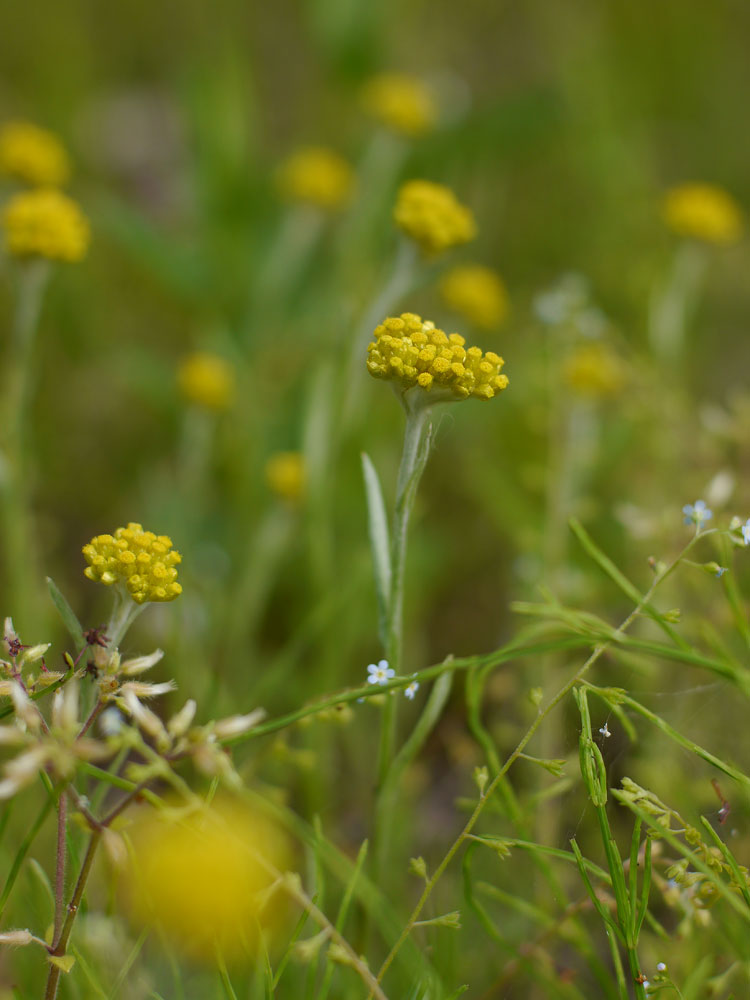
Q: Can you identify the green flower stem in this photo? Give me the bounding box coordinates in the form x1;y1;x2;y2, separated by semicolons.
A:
648;241;707;366
0;258;50;632
106;588;146;650
373;403;433;880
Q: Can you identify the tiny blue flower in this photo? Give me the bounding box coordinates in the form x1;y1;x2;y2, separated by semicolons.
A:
404;681;419;700
367;659;395;686
716;566;728;578
682;499;713;529
742;518;750;545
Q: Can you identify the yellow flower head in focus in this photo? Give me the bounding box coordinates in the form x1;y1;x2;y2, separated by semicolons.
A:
662;183;743;245
0;121;71;187
394;180;476;255
361;73;436;137
276;147;354;211
3;189;89;262
265;452;305;503
563;343;627;400
83;523;182;604
177;352;235;411
440;264;509;329
124;799;291;960
367;312;508;402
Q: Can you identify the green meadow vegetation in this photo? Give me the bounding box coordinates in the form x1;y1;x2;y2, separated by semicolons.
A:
1;2;750;997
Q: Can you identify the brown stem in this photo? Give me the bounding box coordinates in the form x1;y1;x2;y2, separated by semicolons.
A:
44;829;101;1000
52;793;67;946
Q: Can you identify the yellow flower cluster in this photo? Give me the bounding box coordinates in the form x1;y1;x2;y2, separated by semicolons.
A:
83;523;182;604
3;189;89;261
265;451;305;503
440;264;509;329
0;121;70;187
367;312;508;401
563;343;627;399
361;72;436;136
177;352;235;411
662;183;743;245
125;799;290;960
276;146;354;210
394;180;476;254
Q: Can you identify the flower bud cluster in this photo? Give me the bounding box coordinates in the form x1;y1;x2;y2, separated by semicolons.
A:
83;523;182;604
367;312;508;401
3;188;90;261
394;180;476;254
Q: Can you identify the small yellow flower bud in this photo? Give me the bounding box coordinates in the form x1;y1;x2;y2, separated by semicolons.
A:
264;451;306;503
361;73;436;136
394;180;476;255
562;343;627;400
176;352;235;411
82;523;182;604
276;147;354;211
662;183;743;245
0;121;71;187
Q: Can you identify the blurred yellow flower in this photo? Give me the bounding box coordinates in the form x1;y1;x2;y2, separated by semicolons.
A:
394;180;476;255
124;799;291;960
177;352;235;411
361;73;436;137
0;121;71;188
562;343;627;399
83;523;182;604
439;264;509;329
265;451;305;503
276;147;354;210
367;312;508;401
662;183;743;245
3;189;89;261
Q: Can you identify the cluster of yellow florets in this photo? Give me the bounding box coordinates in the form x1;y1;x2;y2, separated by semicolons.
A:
0;121;71;188
662;183;743;245
394;180;476;254
361;73;436;136
265;451;305;503
3;188;90;261
276;146;354;210
177;352;235;411
439;264;509;329
367;312;508;401
83;523;182;604
563;343;627;399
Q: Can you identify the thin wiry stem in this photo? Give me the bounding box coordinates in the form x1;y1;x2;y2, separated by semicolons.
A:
371;534;702;993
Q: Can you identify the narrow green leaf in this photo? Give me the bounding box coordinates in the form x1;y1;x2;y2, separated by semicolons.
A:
361;452;392;645
384;670;453;796
47;576;86;652
570;839;623;942
634;837;652;938
0;794;54;918
569;517;689;649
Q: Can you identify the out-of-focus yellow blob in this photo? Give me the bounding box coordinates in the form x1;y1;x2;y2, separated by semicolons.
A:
264;451;305;503
662;183;743;245
3;189;89;261
276;147;354;211
439;264;509;329
394;180;476;255
124;799;291;960
0;121;71;188
563;343;627;399
361;73;436;136
177;352;235;411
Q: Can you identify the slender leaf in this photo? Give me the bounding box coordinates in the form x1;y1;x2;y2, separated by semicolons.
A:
361;452;392;645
